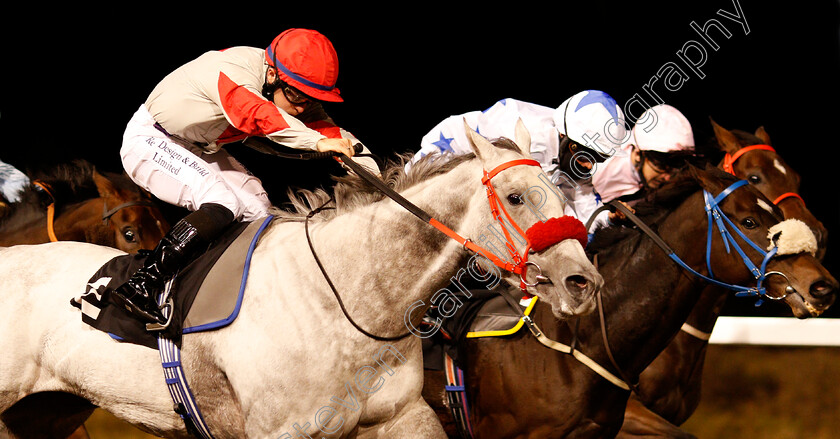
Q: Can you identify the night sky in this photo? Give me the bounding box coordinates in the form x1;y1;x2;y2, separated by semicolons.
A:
2;1;838;316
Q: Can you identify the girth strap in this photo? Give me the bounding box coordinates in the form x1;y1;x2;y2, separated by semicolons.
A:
156;279;215;438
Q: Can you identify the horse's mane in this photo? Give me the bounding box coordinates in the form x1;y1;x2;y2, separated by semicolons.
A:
0;159;103;227
588;164;740;255
270;137;521;223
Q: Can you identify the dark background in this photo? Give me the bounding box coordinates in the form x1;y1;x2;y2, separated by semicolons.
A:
2;1;838;317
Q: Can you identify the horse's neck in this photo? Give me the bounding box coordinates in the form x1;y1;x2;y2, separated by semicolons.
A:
683;285;729;333
576;197;712;376
263;163;485;335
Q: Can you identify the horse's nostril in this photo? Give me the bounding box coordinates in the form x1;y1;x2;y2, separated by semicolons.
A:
810;280;837;298
565;275;590;292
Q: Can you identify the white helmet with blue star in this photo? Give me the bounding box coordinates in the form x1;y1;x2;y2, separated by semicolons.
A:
553;90;628;160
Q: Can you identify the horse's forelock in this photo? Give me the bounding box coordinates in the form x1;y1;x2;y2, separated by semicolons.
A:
731;129;765;147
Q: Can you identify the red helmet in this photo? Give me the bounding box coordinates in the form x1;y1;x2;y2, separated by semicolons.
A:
265;28;343;102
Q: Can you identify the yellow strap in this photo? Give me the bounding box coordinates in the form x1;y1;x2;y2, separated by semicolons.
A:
465;295;539;338
680;323;712;341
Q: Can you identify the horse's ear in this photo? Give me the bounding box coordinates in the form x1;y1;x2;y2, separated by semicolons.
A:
513;118;532;158
464;118;497;161
92;170;118;199
688;162;726;194
755;126;772;145
709;117;742;154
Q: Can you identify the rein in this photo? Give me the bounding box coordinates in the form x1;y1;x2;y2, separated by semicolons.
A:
303;197;414;342
247;134;557;342
723;144;805;208
315;155;545;341
590;180;787;305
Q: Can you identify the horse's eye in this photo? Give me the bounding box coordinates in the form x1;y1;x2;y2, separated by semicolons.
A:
123;228;137;243
748;174;761;184
507;194;523;205
742;217;758;229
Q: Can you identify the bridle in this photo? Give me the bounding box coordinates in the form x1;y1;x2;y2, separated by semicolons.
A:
599;180;790;306
689;180;789;305
31;179;156;243
722;144;805;207
554;178;794;392
31;180;60;242
102;200;157;223
296;147;581;342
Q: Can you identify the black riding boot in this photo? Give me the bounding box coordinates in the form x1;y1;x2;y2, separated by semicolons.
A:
110;203;234;325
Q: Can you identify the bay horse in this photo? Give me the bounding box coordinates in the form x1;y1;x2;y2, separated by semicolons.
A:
423;163;836;438
617;120;831;438
0;123;603;438
0;159;169;254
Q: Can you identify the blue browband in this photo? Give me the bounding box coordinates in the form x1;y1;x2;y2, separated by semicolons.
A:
668;179;780;306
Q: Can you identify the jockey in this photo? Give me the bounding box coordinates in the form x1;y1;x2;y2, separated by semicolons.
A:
408;90;627;234
592;104;696;203
115;28;377;325
0;158;29;204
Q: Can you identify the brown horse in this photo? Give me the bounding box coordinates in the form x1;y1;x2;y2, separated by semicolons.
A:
617;121;830;438
422;164;836;438
0;159;169;254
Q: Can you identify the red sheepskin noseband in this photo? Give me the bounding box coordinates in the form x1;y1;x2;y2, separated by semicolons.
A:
525;216;588;252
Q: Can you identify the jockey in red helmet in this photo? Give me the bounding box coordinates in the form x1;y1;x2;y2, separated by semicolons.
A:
114;29;377;325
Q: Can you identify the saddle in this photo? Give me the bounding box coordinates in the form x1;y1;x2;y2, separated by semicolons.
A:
421;286;535;439
73;216;272;349
422;286;535;371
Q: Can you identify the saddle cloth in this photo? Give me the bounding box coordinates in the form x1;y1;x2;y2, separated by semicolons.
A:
422;287;536;371
75;216;273;349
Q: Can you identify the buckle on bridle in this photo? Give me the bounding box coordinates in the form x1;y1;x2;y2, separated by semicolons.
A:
522;315;541;337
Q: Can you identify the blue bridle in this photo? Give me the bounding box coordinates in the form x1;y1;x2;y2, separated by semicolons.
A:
667;179;782;306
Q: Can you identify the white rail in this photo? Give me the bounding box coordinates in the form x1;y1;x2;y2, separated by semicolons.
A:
709;317;840;346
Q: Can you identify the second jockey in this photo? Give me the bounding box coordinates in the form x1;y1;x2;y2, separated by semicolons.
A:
408;90;628;237
593;104;697;204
